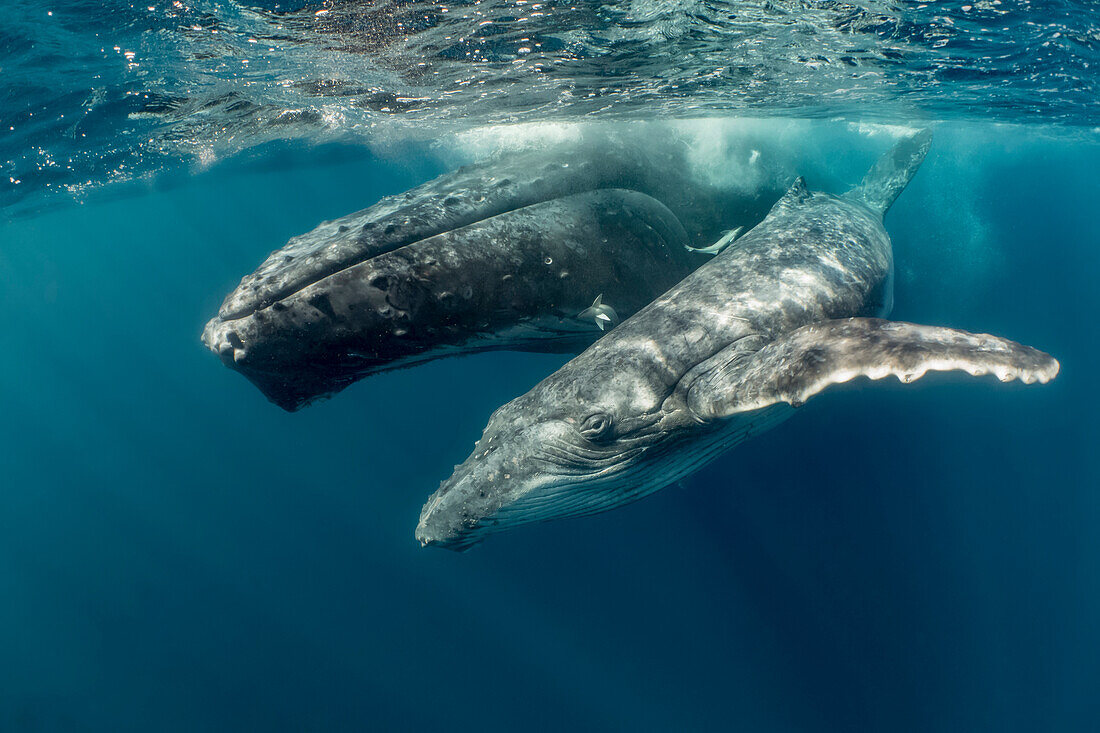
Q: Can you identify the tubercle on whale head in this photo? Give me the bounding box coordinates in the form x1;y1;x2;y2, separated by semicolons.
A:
214;137;638;322
414;423;544;551
414;410;560;550
201;253;432;409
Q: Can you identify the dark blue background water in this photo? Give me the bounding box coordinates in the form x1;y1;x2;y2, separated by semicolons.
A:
1;124;1097;731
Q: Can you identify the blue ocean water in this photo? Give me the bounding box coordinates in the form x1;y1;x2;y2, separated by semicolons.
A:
3;1;1100;731
1;121;1096;732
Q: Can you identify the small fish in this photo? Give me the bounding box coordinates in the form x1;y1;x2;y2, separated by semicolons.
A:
578;294;620;331
686;226;743;255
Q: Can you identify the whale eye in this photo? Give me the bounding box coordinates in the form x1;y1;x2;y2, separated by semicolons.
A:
580;412;613;441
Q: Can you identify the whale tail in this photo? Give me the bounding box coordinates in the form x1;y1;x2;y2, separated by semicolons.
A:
848;128;933;217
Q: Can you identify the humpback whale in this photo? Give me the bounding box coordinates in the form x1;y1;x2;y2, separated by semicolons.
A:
202;127;784;410
415;130;1059;551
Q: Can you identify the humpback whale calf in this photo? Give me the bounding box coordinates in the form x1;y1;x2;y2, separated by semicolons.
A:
202;126;784;410
415;130;1059;550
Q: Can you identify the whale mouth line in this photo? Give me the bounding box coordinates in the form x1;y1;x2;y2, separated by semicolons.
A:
417;439;661;550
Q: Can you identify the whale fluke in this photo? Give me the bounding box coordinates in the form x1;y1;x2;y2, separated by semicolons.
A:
686;318;1060;419
848;128;933;216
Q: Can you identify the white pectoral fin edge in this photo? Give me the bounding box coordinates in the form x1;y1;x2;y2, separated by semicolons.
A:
687;318;1060;420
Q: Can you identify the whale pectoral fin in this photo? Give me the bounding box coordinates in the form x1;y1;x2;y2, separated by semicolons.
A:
687;318;1060;420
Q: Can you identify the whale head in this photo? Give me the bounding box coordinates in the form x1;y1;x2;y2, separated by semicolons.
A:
412;332;747;551
414;391;675;550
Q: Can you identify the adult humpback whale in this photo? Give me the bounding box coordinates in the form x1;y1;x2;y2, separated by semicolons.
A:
202;126;784;410
415;130;1060;550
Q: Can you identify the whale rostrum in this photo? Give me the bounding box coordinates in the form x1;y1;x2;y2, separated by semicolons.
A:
415;130;1059;551
202;128;785;411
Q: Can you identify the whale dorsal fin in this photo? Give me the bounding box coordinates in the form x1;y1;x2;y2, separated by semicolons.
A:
775;176;811;211
846;129;933;217
686;318;1059;420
